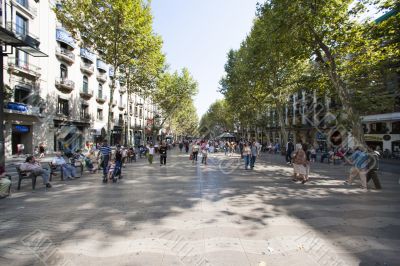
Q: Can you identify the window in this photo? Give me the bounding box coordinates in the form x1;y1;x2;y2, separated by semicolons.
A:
392;122;400;134
129;104;133;114
83;76;88;92
80;105;89;119
15;49;28;68
135;106;138;117
370;122;388;134
14;88;30;104
17;0;28;8
60;64;68;79
120;94;123;104
98;83;103;98
15;14;28;36
57;98;69;116
97;109;103;120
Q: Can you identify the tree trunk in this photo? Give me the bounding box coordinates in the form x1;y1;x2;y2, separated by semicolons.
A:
326;68;365;146
107;76;116;144
276;104;288;153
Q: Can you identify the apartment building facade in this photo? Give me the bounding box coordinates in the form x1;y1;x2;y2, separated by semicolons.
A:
2;0;159;156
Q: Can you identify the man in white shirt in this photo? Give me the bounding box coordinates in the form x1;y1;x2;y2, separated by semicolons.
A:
52;152;77;179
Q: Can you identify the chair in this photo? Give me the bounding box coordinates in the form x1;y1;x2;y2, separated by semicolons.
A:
16;166;38;190
0;174;12;198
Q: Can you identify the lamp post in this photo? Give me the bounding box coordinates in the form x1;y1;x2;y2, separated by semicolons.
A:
0;0;47;168
124;112;128;146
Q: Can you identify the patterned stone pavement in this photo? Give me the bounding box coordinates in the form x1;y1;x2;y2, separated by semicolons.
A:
1;150;399;266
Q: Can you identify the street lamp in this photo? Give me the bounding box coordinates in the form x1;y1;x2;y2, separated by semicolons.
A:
124;112;128;146
0;0;47;168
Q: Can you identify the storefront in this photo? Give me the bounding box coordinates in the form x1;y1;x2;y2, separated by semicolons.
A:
364;134;400;154
111;126;122;146
11;124;32;154
4;102;44;156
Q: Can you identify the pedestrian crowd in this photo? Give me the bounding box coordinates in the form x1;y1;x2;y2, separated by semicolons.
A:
0;136;383;197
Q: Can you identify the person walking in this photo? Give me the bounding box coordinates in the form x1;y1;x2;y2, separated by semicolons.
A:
97;140;112;183
159;142;168;166
113;145;123;180
345;147;369;189
201;146;208;165
250;142;258;169
179;142;184;153
243;143;251;170
292;143;308;184
191;142;200;164
286;139;294;165
184;141;190;153
148;144;155;164
39;143;46;159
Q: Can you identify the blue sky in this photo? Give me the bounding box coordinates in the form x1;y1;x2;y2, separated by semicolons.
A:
151;0;260;119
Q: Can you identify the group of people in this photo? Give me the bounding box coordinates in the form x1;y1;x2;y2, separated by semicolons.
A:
284;139;381;189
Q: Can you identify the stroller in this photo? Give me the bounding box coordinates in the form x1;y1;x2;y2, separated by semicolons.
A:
110;160;123;183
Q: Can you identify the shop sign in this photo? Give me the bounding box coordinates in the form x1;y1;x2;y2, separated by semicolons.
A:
364;134;383;141
13;125;30;133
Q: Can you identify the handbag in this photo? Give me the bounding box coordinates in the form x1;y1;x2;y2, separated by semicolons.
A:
189;154;193;160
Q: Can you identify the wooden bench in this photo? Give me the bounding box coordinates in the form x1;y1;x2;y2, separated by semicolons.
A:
16;166;38;190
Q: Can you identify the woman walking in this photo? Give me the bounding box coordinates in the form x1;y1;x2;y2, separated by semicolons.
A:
292;143;308;184
243;143;251;170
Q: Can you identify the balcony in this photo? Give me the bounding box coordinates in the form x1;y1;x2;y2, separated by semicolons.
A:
80;48;95;63
80;88;94;100
97;59;108;72
55;77;75;93
118;104;126;110
119;86;126;94
80;113;91;121
96;72;107;83
4;102;42;116
12;0;38;17
80;62;94;75
96;95;107;104
6;22;40;49
56;47;75;64
111;100;117;107
56;28;75;48
8;57;41;78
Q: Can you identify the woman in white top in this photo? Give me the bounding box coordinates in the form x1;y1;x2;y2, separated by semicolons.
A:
148;144;155;164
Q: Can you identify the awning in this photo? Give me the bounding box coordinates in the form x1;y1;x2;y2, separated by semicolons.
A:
362;112;400;123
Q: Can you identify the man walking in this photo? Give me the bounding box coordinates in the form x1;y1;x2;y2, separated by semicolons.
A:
286;139;294;165
98;140;112;183
159;142;168;166
345;147;368;189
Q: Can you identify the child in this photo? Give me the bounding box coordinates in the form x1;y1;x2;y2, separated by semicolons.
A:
107;160;116;180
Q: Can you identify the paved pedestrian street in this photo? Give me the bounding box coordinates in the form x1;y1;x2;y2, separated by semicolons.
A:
1;151;399;266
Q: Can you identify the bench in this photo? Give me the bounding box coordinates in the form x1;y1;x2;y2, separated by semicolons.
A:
16;166;38;190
